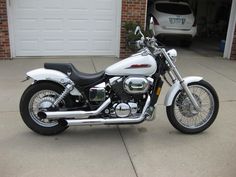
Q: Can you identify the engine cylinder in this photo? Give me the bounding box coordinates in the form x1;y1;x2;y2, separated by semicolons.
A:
124;76;150;94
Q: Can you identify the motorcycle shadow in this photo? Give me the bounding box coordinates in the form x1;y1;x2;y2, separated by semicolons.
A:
19;124;209;151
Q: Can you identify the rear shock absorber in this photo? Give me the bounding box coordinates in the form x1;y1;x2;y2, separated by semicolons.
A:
52;84;74;107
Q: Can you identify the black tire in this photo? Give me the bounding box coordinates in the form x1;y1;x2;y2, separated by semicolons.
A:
166;80;219;134
20;82;71;135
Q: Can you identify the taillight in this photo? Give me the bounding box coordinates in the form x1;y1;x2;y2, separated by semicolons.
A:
152;15;159;25
193;18;197;27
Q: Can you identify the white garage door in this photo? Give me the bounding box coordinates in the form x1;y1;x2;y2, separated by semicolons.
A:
9;0;121;57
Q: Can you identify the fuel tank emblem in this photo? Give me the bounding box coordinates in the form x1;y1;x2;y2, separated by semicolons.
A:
125;64;151;69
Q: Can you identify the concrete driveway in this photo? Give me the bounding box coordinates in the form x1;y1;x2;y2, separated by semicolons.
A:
0;50;236;177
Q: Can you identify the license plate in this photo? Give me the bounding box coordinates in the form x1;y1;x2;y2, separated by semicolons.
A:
169;18;186;25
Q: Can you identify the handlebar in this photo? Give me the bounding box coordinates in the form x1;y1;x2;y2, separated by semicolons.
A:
135;37;159;50
133;26;165;56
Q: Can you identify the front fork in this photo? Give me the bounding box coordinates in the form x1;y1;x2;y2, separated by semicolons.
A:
161;49;201;112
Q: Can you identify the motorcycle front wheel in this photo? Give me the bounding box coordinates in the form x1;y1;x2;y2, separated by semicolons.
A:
166;80;219;134
20;82;72;135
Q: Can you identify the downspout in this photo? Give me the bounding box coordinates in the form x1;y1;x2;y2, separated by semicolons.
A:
224;0;236;59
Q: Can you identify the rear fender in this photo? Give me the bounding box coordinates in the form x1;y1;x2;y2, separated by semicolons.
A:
164;76;203;106
26;68;81;96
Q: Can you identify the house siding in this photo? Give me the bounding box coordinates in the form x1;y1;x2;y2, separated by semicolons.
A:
231;25;236;60
0;0;10;60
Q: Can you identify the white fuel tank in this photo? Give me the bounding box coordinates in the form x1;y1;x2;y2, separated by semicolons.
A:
105;54;157;76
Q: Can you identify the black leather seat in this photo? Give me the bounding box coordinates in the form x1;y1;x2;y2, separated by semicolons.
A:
44;63;105;86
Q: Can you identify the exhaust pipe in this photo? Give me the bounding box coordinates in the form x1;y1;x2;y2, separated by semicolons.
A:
66;96;151;126
66;115;145;126
39;98;111;119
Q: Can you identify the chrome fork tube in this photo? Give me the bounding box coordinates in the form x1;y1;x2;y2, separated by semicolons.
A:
161;48;201;111
168;71;177;83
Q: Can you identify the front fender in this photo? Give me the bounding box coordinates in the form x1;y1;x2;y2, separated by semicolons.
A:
26;68;81;96
164;76;203;106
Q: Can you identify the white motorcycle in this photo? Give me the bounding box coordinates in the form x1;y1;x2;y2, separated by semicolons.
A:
20;26;219;135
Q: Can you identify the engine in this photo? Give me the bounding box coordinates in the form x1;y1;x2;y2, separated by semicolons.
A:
89;76;152;118
108;76;152;118
110;102;138;118
110;76;151;100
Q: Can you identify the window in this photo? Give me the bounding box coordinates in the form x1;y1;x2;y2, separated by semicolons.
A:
156;3;192;15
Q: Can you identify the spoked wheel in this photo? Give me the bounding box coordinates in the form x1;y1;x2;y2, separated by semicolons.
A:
166;80;219;134
20;82;72;135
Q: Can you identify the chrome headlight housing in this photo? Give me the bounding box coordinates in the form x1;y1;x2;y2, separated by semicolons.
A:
167;49;177;63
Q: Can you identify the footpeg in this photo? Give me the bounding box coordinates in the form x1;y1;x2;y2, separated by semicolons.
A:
145;106;156;121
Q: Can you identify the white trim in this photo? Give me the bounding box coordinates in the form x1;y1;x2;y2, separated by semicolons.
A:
115;0;122;58
224;0;236;59
6;0;15;58
144;0;148;30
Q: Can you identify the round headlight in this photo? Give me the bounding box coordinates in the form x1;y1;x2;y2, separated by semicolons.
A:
167;49;177;63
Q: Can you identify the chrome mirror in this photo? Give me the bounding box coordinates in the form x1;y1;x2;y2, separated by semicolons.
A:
134;26;141;35
149;17;156;36
134;26;145;38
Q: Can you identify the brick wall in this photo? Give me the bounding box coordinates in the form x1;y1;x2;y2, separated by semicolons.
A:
231;26;236;60
0;0;10;60
120;0;148;59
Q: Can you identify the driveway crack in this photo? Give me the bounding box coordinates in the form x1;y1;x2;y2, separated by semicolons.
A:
199;63;236;83
117;126;139;177
91;57;97;72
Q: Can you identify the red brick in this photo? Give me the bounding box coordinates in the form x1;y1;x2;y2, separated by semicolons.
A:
120;0;147;59
0;0;10;60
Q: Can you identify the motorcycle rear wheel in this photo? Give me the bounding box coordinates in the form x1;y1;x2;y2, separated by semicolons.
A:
20;82;71;135
166;80;219;134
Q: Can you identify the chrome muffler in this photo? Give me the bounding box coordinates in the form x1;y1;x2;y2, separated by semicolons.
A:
38;98;111;119
38;96;151;126
66;96;151;126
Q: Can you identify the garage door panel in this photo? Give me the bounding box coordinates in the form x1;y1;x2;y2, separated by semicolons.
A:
95;0;113;9
42;19;64;30
15;42;38;56
67;12;90;20
14;0;39;9
14;10;39;19
67;20;90;30
42;31;64;38
41;13;65;20
16;41;38;50
67;32;89;40
15;32;40;40
93;31;113;40
66;41;90;51
64;0;90;9
41;0;64;9
42;40;65;51
94;20;114;30
11;0;121;56
14;20;39;30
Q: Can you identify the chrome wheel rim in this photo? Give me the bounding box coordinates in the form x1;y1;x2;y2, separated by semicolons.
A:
28;90;63;127
174;85;215;129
